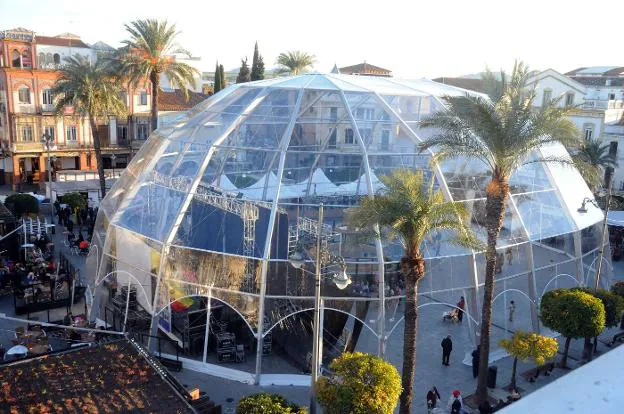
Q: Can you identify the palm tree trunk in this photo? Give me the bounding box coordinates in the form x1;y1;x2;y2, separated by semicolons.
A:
510;357;518;392
561;337;571;368
476;176;509;404
90;119;106;199
399;255;425;414
150;72;160;132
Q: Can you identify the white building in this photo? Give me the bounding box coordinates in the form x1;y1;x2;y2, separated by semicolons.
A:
159;54;212;94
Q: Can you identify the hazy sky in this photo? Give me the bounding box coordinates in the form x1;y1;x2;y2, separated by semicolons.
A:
1;0;622;78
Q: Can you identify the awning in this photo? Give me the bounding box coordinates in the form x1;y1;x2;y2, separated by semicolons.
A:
607;211;624;227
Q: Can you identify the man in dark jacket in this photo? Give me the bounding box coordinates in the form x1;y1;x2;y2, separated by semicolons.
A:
426;386;441;410
441;335;453;366
472;345;481;378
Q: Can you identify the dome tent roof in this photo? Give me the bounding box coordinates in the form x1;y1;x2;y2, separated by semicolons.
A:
103;73;602;259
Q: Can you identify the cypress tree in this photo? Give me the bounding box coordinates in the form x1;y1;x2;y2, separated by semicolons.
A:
251;41;265;81
236;57;251;83
219;64;226;90
214;61;222;93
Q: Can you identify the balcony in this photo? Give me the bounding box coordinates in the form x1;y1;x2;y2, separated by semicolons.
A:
99;138;131;148
582;99;624;110
12;142;43;152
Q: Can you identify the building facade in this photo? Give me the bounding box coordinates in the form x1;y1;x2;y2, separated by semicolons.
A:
0;27;155;190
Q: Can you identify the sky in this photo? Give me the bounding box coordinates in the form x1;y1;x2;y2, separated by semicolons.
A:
1;0;623;78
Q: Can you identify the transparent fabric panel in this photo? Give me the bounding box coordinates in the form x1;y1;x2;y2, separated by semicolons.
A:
171;190;275;260
343;93;396;151
473;242;530;287
379;95;427;122
490;273;534;344
438;157;491;201
513;190;576;240
125;136;163;177
211;149;279;201
581;222;602;254
99;169;138;217
367;154;433;186
114;183;185;242
508;158;553;194
532;240;580;301
531;232;576;268
463;199;528;247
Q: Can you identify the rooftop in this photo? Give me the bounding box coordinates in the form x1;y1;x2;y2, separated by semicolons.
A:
432;77;487;93
36;35;90;49
0;340;193;413
159;89;210;112
338;62;392;77
566;66;624;77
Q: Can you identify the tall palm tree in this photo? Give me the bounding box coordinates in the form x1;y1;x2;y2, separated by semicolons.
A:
116;19;198;131
52;55;127;198
276;50;316;75
419;61;581;403
348;170;481;414
572;139;617;191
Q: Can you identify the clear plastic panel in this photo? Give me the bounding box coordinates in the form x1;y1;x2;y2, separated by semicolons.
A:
513;190;576;240
462;199;528;247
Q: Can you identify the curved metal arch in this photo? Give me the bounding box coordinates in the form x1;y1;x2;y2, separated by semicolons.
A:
152;293;257;336
94;270;153;312
386;302;480;340
584;256;611;288
540;273;580;300
492;288;536;307
263;306;380;339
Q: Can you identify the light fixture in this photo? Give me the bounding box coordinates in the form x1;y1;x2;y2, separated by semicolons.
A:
288;251;304;269
578;197;599;213
332;268;351;290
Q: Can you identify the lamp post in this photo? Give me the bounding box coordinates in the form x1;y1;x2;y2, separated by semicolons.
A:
111;153;117;179
288;203;351;414
40;132;54;223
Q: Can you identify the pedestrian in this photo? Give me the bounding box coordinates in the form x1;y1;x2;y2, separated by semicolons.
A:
448;390;463;414
457;296;465;323
495;253;504;274
67;218;74;233
472;345;480;378
441;335;453;366
426;385;441;411
505;247;513;265
508;300;516;322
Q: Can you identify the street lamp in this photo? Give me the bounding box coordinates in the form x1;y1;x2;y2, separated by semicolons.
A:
40;132;54;223
111;153;117;178
287;203;351;414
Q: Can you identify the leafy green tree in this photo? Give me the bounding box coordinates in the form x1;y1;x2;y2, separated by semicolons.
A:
61;192;88;211
219;64;226;90
236;393;305;414
250;41;265;81
348;170;481;414
236;57;251;83
51;55;126;198
214;61;222;93
276;50;316;75
611;280;624;298
116;19;198;131
540;289;605;368
420;61;581;403
573;287;624;356
571;139;617;191
316;352;402;414
499;331;558;392
5;194;39;217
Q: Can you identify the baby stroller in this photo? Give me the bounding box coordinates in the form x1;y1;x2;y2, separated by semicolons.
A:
442;308;460;323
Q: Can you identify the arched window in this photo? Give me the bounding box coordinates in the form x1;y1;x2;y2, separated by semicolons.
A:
45;53;53;65
11;50;21;67
42;89;53;105
38;53;45;68
18;87;31;104
22;51;31;68
53;53;60;65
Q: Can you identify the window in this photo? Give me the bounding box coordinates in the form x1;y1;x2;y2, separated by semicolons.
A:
583;124;594;141
20;125;34;142
609;141;618;158
542;89;552;107
137;122;149;140
44;126;55;141
53;54;60;65
381;130;390;150
45;53;53;65
119;91;127;106
328;128;337;148
344;128;354;144
66;126;77;142
117;124;128;141
140;91;148;105
609;93;616;101
18;87;30;104
11;50;20;67
329;107;337;122
38;53;45;67
565;92;575;106
42;89;53;105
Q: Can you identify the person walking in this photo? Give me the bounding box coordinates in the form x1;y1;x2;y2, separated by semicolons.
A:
441;335;453;366
508;300;516;322
457;296;465;323
447;390;463;414
505;247;513;265
426;385;441;411
472;345;480;378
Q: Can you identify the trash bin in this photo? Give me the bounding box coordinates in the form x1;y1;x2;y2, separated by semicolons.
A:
487;365;497;388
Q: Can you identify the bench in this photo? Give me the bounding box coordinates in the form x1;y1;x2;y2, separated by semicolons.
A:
520;361;555;382
158;356;183;372
608;331;624;347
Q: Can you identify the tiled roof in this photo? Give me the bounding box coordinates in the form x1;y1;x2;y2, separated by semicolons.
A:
158;89;209;112
36;35;90;48
339;62;392;76
566;66;624;77
432;77;486;93
0;340;193;413
570;77;624;87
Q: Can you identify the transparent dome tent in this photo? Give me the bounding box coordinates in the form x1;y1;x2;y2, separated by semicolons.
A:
86;73;609;384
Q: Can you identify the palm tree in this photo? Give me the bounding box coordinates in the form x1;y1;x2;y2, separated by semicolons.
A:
116;19;198;131
348;170;481;414
419;61;581;404
276;50;316;75
572;139;617;191
52;55;127;198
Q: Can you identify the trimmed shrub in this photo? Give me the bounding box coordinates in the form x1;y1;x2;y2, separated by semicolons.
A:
5;193;39;217
61;192;87;211
236;393;306;414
